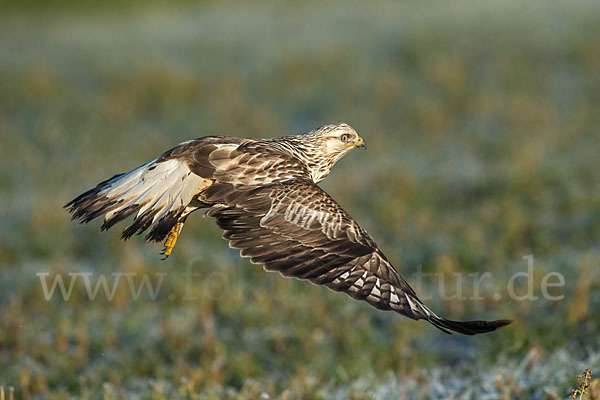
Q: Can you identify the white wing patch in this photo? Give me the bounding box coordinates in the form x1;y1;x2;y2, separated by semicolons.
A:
371;279;381;297
405;294;418;313
102;158;205;224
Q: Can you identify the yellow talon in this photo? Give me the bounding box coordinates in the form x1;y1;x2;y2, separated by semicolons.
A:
162;223;182;258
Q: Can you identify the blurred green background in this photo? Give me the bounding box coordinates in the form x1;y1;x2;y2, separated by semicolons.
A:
1;0;600;398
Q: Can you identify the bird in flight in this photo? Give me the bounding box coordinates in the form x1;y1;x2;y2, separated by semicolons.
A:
66;123;511;335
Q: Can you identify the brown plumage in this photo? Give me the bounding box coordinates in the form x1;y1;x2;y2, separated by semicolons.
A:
66;123;511;335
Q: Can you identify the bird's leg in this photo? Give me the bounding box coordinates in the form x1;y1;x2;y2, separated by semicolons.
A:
161;221;185;259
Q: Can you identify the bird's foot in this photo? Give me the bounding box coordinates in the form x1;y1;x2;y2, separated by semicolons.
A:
161;223;182;259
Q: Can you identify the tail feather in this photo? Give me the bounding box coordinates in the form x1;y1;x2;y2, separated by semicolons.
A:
65;158;205;246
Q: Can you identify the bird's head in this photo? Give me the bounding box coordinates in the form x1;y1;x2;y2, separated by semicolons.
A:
308;122;365;153
300;123;365;182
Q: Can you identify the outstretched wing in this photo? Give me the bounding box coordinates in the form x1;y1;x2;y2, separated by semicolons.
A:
65;136;313;254
202;180;511;335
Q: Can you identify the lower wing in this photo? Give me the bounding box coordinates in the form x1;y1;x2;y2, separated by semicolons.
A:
202;180;512;335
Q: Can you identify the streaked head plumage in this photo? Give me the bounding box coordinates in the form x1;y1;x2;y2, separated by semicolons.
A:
304;123;365;152
297;122;365;183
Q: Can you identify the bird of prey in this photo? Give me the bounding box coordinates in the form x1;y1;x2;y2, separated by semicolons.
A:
66;123;511;335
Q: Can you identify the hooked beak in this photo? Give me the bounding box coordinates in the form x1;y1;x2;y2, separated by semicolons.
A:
347;136;366;149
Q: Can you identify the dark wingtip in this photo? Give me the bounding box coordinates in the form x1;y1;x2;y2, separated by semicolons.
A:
64;195;82;210
430;318;513;335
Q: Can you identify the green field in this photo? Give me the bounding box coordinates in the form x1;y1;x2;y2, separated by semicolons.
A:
1;0;600;398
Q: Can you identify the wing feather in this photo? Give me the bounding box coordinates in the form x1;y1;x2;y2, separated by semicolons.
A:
204;180;511;335
65;157;206;242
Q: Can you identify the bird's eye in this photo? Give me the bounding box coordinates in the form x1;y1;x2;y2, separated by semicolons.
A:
340;134;350;143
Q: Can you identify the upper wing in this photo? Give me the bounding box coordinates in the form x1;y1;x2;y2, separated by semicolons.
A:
65;136;312;247
202;180;511;335
160;138;311;185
